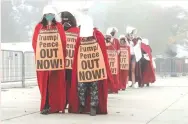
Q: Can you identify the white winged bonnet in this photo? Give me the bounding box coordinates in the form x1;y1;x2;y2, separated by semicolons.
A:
142;38;149;45
126;26;137;34
106;27;118;36
43;5;57;15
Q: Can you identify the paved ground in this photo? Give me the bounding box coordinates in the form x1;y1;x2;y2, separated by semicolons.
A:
1;77;188;124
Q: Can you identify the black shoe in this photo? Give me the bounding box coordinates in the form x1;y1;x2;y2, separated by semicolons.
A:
79;105;84;114
40;107;50;115
90;106;97;116
146;84;150;87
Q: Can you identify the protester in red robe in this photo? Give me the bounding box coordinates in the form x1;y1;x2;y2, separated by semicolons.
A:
119;35;130;90
126;27;155;88
68;15;114;116
105;27;120;92
60;11;80;108
32;5;66;114
140;38;156;86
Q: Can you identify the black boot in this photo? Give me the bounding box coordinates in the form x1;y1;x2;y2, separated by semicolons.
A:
79;105;84;114
90;106;97;116
146;84;150;87
40;107;50;115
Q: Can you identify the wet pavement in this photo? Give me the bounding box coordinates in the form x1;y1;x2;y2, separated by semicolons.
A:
1;77;188;124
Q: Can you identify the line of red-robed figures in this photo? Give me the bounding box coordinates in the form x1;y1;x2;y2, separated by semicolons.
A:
105;27;156;93
32;6;156;115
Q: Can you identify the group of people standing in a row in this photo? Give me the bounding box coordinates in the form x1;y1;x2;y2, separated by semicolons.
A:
32;5;156;116
105;26;156;91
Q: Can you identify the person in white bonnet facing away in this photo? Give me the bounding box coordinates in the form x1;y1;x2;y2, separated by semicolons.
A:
140;38;156;87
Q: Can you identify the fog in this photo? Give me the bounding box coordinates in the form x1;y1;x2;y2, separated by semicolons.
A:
1;0;188;57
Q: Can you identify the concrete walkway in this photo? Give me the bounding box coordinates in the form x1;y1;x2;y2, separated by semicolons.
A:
1;77;188;124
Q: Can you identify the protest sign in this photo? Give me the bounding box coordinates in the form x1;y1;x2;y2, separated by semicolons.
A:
120;48;129;70
65;32;78;69
77;39;107;82
107;50;118;74
35;29;64;71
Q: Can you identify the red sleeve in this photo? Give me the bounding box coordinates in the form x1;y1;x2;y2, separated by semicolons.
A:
71;37;80;83
128;46;131;64
32;23;42;54
67;27;80;34
69;37;81;112
56;22;66;58
116;38;120;50
141;43;152;57
94;29;115;90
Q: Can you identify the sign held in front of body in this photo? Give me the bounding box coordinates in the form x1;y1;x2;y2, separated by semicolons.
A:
65;32;78;69
107;50;118;74
77;39;107;83
35;29;64;71
120;48;129;70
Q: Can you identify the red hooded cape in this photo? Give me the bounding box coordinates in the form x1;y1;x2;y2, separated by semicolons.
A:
68;28;114;114
141;43;156;83
32;22;66;113
119;45;130;90
65;27;80;104
106;38;120;92
128;38;156;86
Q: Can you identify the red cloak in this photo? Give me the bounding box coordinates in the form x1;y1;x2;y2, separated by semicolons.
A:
32;22;66;113
65;27;80;105
106;38;120;92
141;43;156;84
68;28;114;114
128;38;156;86
119;45;130;90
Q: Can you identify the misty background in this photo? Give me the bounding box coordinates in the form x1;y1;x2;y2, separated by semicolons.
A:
1;0;188;57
